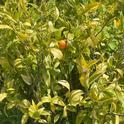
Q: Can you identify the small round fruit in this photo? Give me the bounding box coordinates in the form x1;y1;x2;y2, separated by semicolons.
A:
58;40;67;49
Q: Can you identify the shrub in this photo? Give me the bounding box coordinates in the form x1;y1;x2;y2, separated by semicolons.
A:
0;0;124;124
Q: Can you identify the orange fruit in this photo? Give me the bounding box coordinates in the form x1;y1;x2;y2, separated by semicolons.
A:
58;40;67;49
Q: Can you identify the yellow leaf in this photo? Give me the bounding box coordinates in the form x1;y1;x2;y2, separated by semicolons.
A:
50;48;63;60
84;2;101;13
114;19;120;28
18;33;29;41
0;93;7;102
0;25;13;30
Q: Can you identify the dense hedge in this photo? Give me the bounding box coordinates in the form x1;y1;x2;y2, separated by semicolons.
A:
0;0;124;124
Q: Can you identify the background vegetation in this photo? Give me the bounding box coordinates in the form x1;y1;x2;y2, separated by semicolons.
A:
0;0;124;124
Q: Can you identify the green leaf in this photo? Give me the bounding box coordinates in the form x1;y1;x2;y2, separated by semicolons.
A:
21;114;28;124
42;70;51;87
108;42;117;50
58;80;70;91
0;93;7;102
63;106;67;118
54;114;60;123
75;110;85;124
80;73;89;90
21;74;31;85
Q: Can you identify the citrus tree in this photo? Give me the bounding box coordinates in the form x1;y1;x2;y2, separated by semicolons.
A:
0;0;124;124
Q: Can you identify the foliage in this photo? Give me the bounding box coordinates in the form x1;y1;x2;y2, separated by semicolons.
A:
0;0;124;124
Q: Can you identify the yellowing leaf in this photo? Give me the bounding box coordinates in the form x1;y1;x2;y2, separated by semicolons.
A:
19;0;27;11
0;93;7;102
21;114;28;124
50;48;63;60
58;80;70;91
114;19;120;28
54;7;59;20
18;33;29;41
52;96;65;106
69;90;83;106
0;25;13;30
48;21;55;32
84;2;101;13
115;115;119;124
80;73;89;90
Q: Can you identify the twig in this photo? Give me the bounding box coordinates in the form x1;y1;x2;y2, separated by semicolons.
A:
95;16;115;37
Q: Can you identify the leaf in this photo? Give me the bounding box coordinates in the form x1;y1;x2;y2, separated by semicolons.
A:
87;59;99;68
90;85;99;100
84;2;101;13
52;96;65;106
0;12;17;23
48;21;55;32
108;42;117;50
0;25;13;30
24;22;31;27
69;90;83;106
21;114;28;124
115;115;119;124
0;93;7;102
89;63;107;84
54;7;59;20
116;91;124;107
7;102;15;109
18;33;29;41
67;33;74;40
19;0;27;11
89;71;103;85
80;72;89;90
114;68;123;77
38;119;47;123
75;110;85;124
50;48;63;60
120;11;124;31
54;114;60;123
39;96;51;105
38;109;50;116
21;74;31;85
58;80;70;91
63;106;67;118
21;99;31;108
42;70;51;87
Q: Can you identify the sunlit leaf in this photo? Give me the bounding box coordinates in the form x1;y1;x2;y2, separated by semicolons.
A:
54;114;60;123
21;114;28;124
58;80;70;91
50;48;63;60
0;25;13;30
84;2;102;13
69;90;83;106
0;93;7;102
